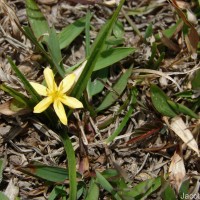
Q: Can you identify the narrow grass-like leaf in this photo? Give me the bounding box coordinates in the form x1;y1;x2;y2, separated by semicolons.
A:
96;171;122;200
60;127;77;200
105;37;124;45
85;12;92;56
85;179;99;200
0;192;9;200
94;48;135;71
77;182;86;199
154;52;165;69
191;69;200;89
96;67;132;112
87;68;108;97
71;0;126;101
147;42;157;67
7;57;41;103
175;90;194;98
23;26;60;72
155;19;182;40
178;178;190;199
26;0;49;40
145;23;153;39
19;162;70;182
58;17;86;50
101;169;118;179
47;27;65;77
23;26;47;55
106;105;133;143
113;20;124;38
7;57;56;124
0;84;30;107
150;84;177;117
48;186;66;200
161;182;176;200
123;177;161;199
167;100;199;119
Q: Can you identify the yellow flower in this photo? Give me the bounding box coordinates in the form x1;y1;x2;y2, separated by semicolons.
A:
30;67;83;125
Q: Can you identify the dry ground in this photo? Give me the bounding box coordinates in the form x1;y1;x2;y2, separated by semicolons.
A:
0;0;200;199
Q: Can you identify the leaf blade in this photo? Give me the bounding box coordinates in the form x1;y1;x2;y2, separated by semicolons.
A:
96;67;132;112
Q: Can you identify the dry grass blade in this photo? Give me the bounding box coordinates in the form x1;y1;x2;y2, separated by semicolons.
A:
170;116;199;156
4;179;19;200
168;0;199;54
132;69;182;91
169;148;186;192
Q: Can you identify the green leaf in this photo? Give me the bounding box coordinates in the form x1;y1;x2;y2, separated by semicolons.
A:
58;17;86;50
70;0;126;101
85;12;92;57
19;162;70;182
178;178;190;199
94;48;135;71
175;90;194;98
123;177;161;199
47;27;65;77
7;57;41;103
101;169;119;179
147;42;157;68
9;99;28;112
96;67;132;112
77;182;86;199
105;37;124;46
96;171;122;200
167;100;199;119
0;84;30;107
59;127;78;200
0;192;9;200
22;26;64;74
106;93;134;143
85;179;99;200
144;23;153;39
191;69;200;89
161;183;176;200
155;19;182;40
22;26;48;57
113;20;124;38
87;68;108;97
26;0;49;40
48;186;67;200
154;52;165;69
7;57;57;126
150;84;177;117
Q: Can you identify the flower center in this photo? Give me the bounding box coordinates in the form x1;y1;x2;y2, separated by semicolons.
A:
47;89;63;101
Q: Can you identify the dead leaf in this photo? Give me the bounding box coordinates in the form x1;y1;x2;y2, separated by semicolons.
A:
78;156;90;176
159;32;180;52
4;179;19;200
169;147;186;192
168;0;199;54
0;99;30;116
170;116;199;156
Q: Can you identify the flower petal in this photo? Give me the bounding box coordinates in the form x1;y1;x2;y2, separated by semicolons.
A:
33;96;53;113
59;73;75;94
53;100;67;125
30;82;47;96
60;95;83;109
44;67;57;91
